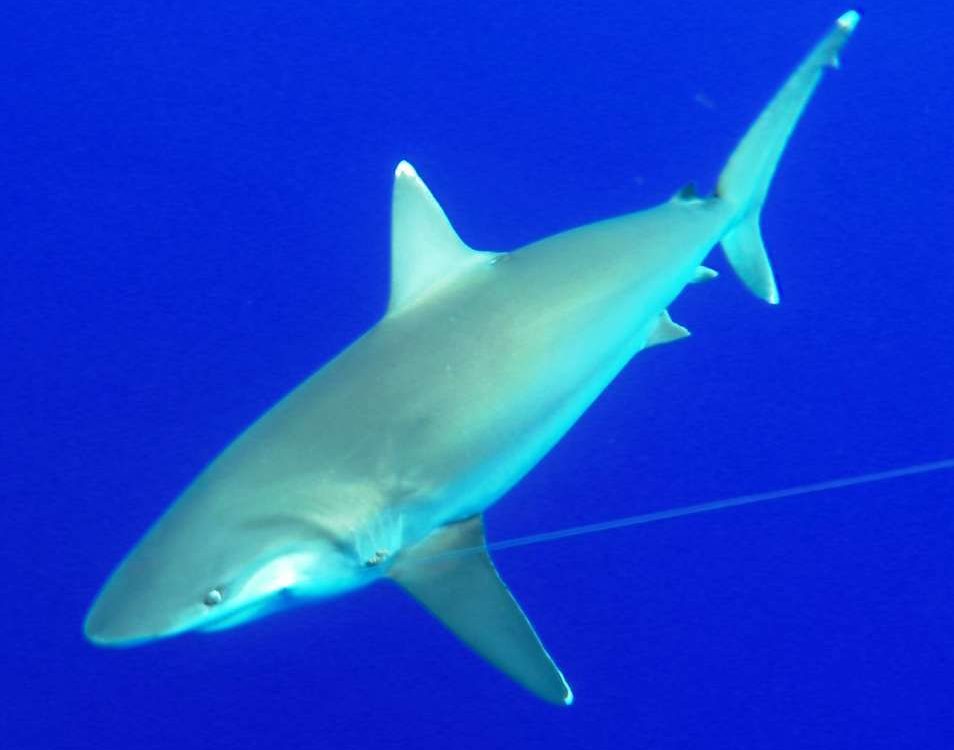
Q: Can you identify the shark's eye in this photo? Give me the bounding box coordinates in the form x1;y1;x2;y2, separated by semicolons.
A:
203;586;225;607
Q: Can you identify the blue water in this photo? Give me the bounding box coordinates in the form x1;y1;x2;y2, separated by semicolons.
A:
3;1;952;747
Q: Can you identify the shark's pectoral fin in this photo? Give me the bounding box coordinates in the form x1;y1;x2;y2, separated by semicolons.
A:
646;309;690;348
388;515;572;705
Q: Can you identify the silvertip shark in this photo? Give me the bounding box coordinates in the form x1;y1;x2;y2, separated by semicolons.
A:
85;11;861;705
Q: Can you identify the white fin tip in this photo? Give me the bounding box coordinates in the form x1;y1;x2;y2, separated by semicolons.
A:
395;160;418;179
837;10;861;32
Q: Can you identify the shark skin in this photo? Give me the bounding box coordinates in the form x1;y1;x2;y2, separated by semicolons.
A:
84;12;861;705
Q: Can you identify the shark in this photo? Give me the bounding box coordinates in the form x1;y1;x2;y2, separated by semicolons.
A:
85;11;861;704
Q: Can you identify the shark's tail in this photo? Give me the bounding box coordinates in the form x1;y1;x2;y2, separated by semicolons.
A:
715;10;861;304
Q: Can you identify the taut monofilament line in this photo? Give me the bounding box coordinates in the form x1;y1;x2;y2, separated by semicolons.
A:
419;457;954;562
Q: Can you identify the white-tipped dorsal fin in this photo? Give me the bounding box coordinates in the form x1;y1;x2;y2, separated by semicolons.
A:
389;161;481;314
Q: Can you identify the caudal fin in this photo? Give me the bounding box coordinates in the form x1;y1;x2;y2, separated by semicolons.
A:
717;10;861;304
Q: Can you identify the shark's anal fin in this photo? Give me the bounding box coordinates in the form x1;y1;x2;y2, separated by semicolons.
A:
388;515;572;705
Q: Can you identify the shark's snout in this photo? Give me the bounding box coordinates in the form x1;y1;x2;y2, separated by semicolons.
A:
83;583;176;647
83;549;196;647
83;608;149;647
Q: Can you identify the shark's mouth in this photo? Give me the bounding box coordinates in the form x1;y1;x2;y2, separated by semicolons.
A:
198;596;285;633
197;551;318;634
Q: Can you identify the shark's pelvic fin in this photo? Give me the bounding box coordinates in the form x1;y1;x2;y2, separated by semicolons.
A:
646;310;690;348
388;161;486;314
716;10;861;304
388;515;573;705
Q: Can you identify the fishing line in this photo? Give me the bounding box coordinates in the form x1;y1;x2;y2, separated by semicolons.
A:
406;458;954;565
481;457;954;556
405;457;954;566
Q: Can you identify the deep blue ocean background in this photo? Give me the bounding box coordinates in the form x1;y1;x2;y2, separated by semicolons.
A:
3;1;952;747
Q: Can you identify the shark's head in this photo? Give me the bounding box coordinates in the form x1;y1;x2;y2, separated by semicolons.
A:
83;477;379;646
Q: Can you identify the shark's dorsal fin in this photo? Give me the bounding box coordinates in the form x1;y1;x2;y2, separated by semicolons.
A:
388;515;572;705
389;161;483;314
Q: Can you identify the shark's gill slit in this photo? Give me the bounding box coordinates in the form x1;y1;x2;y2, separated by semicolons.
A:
426;457;954;561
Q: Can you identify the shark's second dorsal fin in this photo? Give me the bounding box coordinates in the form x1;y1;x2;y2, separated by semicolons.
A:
388;515;572;705
672;182;702;203
389;161;483;314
